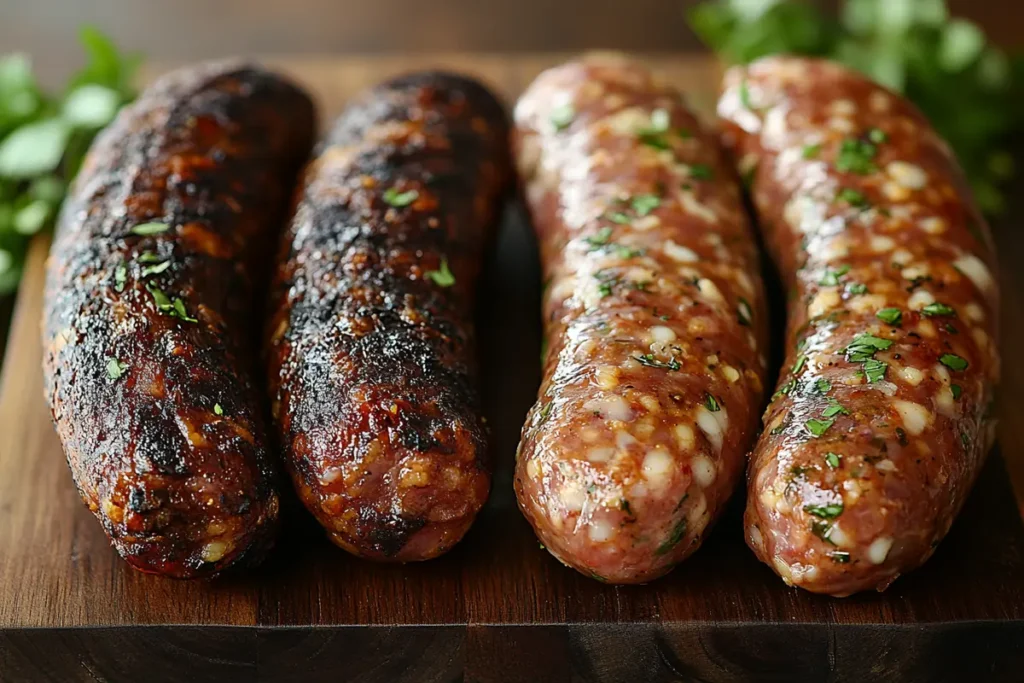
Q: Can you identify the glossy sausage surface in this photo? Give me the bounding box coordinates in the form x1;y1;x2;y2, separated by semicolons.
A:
266;72;510;561
718;56;1000;596
42;61;315;578
513;56;769;583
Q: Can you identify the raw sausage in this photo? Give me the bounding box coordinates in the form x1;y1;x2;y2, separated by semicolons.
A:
265;72;510;561
42;62;315;577
718;56;1000;595
513;56;769;583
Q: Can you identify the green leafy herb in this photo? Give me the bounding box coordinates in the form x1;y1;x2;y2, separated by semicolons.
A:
802;143;822;159
837;187;870;209
620;498;633;516
951;384;963;400
655;517;688;556
140;259;170;277
146;284;197;323
737;297;753;326
846;282;868;295
804;417;835;438
822;399;850;418
631;193;660;216
105;357;127;381
876;307;903;325
804;502;844;519
425;258;456;287
213;403;224;416
130;222;169;236
940;353;968;371
704;392;721;412
550;103;575;131
606;211;631;224
792;354;807;374
689;163;714;180
738;78;753;109
814;378;832;394
921;302;955;316
845;333;893;363
634;354;681;371
584;227;614;250
825;452;841;469
772;378;797;401
862;358;888;384
819;264;850;286
835;136;879;175
113;262;126;292
383;187;419;207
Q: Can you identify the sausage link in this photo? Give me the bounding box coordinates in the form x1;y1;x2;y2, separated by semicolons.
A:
513;56;769;583
266;72;510;561
718;57;1000;596
42;62;315;578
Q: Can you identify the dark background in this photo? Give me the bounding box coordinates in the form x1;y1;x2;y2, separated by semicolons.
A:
2;0;1021;85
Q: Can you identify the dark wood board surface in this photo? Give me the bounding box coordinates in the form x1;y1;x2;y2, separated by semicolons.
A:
2;55;1024;682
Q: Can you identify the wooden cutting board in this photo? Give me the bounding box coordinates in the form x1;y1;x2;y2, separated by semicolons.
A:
2;54;1024;683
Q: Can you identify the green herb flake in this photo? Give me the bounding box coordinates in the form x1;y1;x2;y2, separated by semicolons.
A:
737;297;753;327
951;384;963;400
804;502;844;519
105;357;128;381
862;358;888;384
146;284;197;323
792;354;807;374
876;308;903;325
829;551;851;564
605;211;630;225
689;163;714;180
584;227;613;250
822;399;850;418
824;452;841;469
704;392;721;412
425;258;456;287
814;378;832;394
837;187;870;209
131;222;169;236
940;353;969;372
802;143;822;159
620;498;633;516
550;103;575;131
655;517;688;556
213;403;224;416
845;334;893;363
631;194;660;216
772;378;797;401
383;187;419;207
868;128;888;144
835;137;878;175
634;354;680;371
113;263;127;292
921;302;955;316
804;417;835;438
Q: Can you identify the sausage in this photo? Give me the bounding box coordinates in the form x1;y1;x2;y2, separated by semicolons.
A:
718;56;1000;596
265;72;510;561
512;56;769;583
41;62;315;578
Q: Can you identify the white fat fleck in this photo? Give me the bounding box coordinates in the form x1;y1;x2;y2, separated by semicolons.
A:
919;217;947;234
674;424;695;451
664;239;699;263
773;556;795;583
762;106;790;145
828;116;855;134
808;288;841;319
892;399;932;436
933;363;951;386
695;405;728;453
934;387;956;417
595;366;619;391
882;181;910;203
868;536;894;565
821;237;851;260
320;467;343;485
907;289;935;311
697;278;725;304
616;430;637;450
680;191;719;224
842;479;861;504
201;541;228;563
899;366;925;386
583;395;633;422
830;99;857;116
964;302;985;323
954;254;996;298
876;459;897;472
870;235;897;253
633;215;661;231
706;354;719;366
901;264;929;281
691;453;716;489
887;161;928;190
642;447;674;487
828;524;853;549
916;319;937;338
559;482;587;513
735;271;755;297
630;482;649;500
873;380;899;397
650;325;677;344
869;91;892;113
722;365;740;383
526;458;540;480
890;248;913;267
588;519;616;543
748;525;764;552
972;327;989;352
849;293;887;315
587;447;615;464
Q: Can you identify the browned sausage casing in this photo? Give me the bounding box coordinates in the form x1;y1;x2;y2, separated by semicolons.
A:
513;56;769;583
266;72;510;561
42;62;315;578
718;57;1000;596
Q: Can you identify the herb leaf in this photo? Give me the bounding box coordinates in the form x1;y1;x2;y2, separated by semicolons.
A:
550;103;575;131
130;222;169;236
704;392;721;412
634;354;680;371
804;502;844;519
921;302;955;316
940;353;969;371
805;417;835;438
383;187;419;207
425;258;456;287
876;307;903;325
105;357;127;381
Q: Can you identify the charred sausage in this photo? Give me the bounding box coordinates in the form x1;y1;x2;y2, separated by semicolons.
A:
718;56;1000;595
513;56;769;583
266;72;510;561
42;62;315;578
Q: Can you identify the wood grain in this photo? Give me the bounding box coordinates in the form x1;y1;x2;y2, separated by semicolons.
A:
1;55;1023;682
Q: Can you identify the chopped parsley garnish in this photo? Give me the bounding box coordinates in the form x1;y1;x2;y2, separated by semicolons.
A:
213;403;224;416
550;103;575;131
829;551;851;563
896;426;908;446
804;417;835;438
634;354;680;371
824;452;841;469
425;258;456;287
804;502;844;519
113;263;127;292
814;378;832;394
868;128;888;144
146;284;198;323
737;297;753;326
140;260;171;277
819;264;850;286
822;399;850;418
836;136;879;175
845;334;893;362
383;187;419;207
862;358;888;383
846;282;868;295
689;164;714;180
594;270;621;298
637;108;672;149
620;499;633;516
837;187;870;209
802;143;822;159
940;353;968;371
106;357;128;381
772;378;797;401
655;517;688;556
921;302;955;316
130;222;169;236
811;520;835;544
944;323;959;335
538;402;553;423
792;354;807;374
951;384;963;400
631;194;660;216
606;211;631;224
738;78;753;109
876;308;902;325
704;393;721;412
137;251;164;263
584;227;613;250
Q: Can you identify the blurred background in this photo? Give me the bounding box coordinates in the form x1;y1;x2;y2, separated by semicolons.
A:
2;0;1020;85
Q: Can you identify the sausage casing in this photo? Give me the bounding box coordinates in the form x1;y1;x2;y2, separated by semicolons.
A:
266;72;510;561
513;56;769;583
42;62;315;577
718;57;1000;595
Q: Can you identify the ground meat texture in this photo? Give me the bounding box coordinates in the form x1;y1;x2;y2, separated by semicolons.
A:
41;62;316;578
718;56;1000;596
266;72;510;562
513;56;769;584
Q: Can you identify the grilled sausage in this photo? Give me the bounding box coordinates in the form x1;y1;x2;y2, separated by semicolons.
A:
718;57;1000;596
42;62;315;578
266;72;510;561
513;56;769;583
